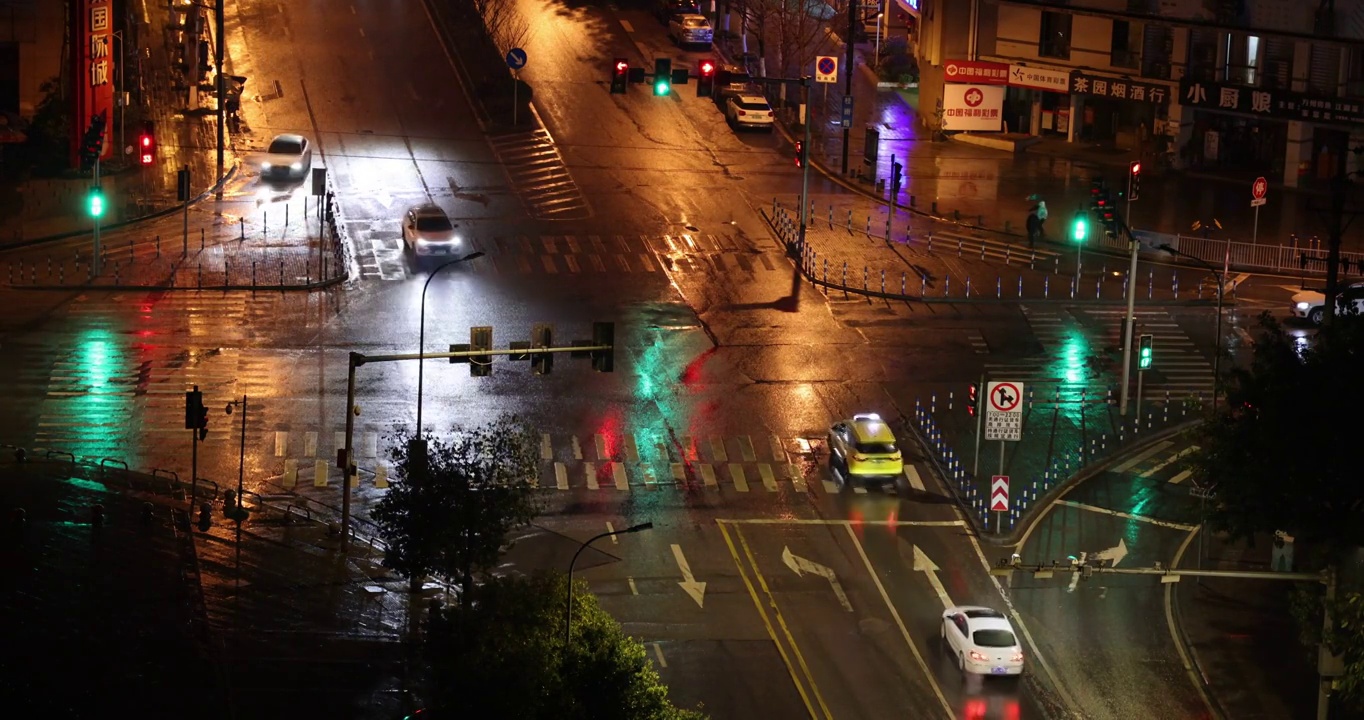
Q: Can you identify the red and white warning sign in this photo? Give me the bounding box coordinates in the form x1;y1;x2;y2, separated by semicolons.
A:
985;381;1024;441
990;475;1010;512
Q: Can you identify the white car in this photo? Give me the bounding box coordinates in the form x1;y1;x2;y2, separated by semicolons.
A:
941;606;1024;676
1290;281;1364;325
725;93;774;131
402;204;464;259
261;133;312;180
668;14;713;47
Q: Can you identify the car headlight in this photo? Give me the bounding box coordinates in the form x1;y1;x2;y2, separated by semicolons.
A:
261;161;272;169
290;162;302;170
1296;302;1310;310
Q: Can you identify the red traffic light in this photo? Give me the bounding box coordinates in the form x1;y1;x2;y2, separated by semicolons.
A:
140;134;151;148
614;60;628;74
1129;161;1141;175
700;60;715;76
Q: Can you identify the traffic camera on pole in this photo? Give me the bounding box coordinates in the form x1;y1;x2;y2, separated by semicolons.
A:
1138;334;1154;370
138;121;155;166
611;58;629;95
1128;160;1141;202
697;59;715;97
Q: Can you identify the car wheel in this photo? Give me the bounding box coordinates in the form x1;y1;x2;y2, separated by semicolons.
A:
1309;307;1325;325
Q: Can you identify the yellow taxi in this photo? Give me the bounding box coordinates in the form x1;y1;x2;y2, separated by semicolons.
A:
827;413;903;486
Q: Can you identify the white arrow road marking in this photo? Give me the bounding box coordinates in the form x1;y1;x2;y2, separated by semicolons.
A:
912;545;954;610
671;544;707;608
781;546;853;611
1092;538;1128;567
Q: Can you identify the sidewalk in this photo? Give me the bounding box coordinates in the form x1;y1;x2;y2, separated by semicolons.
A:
0;2;237;245
726;29;1364;252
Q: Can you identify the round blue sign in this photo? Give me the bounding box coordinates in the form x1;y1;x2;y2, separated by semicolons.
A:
506;48;528;70
817;57;836;75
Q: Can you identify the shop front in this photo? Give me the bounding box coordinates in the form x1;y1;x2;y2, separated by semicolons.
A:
1001;64;1071;137
1068;71;1172;149
1178;78;1364;187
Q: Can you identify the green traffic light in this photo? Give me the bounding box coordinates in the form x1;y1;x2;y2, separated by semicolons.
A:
1139;349;1152;369
654;80;669;96
1072;213;1088;242
88;189;105;218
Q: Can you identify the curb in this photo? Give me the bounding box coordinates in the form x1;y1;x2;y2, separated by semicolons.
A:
9;274;346;293
0;161;242;254
1168;576;1232;720
987;418;1202;546
760;208;1219;307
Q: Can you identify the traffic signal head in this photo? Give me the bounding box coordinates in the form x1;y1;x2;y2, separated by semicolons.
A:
87;187;105;218
79;111;108;171
968;383;978;415
138;122;155;166
654;58;672;96
470;325;493;377
1128;160;1141;202
795;140;806;168
1138;334;1153;369
891;161;904;188
611;58;629;95
697;59;715;97
530;323;553;375
1071;211;1088;242
591;321;615;372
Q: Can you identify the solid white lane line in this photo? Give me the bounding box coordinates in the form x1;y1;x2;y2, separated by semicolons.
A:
1056;499;1198;531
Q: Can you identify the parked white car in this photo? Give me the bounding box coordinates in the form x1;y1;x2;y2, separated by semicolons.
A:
668;14;713;47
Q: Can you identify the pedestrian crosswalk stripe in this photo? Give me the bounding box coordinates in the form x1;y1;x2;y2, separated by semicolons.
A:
730;464;749;492
710;437;728;463
1169;469;1193;484
1112;441;1174;472
759;463;778;491
555;462;568;490
612;463;629;490
738;435;757;462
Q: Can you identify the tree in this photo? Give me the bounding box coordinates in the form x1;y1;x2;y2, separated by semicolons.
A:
371;415;539;606
1325;592;1364;709
1189;311;1364;550
422;572;706;720
473;0;532;55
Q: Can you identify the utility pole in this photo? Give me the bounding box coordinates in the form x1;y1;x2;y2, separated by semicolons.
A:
1118;221;1138;415
841;0;856;175
215;0;225;198
799;77;812;251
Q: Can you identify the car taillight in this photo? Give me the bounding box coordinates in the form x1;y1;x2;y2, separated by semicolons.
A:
737;110;747;116
969;650;989;663
766;111;773;117
1011;651;1024;663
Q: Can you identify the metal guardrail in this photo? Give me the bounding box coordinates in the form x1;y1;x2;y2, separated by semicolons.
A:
1097;229;1358;277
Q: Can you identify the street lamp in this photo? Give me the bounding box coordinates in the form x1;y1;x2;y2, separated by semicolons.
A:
564;522;653;648
415;252;484;442
1160;244;1225;413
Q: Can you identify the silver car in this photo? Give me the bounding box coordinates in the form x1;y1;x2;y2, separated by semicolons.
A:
261;133;311;180
669;14;713;47
402;204;464;259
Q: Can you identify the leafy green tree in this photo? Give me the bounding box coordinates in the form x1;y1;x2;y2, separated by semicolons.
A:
1325;591;1364;708
1190;312;1364;550
423;572;705;720
371;415;539;605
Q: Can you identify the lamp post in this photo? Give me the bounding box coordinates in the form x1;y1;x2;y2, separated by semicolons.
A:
415;252;484;441
111;31;127;157
564;522;653;648
1160;244;1224;413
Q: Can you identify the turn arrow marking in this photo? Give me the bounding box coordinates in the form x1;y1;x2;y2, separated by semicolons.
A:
782;546;853;611
1092;538;1128;567
670;544;707;608
912;545;954;610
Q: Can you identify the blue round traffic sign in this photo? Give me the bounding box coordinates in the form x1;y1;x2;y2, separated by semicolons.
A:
506;48;528;70
817;57;836;76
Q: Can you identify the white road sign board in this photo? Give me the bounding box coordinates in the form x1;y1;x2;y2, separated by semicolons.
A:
984;381;1024;441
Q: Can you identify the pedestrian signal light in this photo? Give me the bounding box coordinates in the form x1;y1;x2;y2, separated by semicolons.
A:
1071;211;1088;242
87;187;105;218
611;58;629;95
1138;334;1153;370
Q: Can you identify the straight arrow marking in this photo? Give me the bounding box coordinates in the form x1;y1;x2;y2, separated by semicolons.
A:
671;543;707;608
782;546;853;612
912;545;954;610
1092;537;1128;567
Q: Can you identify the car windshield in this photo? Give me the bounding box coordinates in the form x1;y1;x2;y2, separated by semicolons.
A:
855;442;897;455
416;215;453;233
268;138;302;155
737;100;770;111
972;629;1017;648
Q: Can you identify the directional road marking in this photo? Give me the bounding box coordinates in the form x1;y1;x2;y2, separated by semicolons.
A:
781;546;853;612
671;544;707;608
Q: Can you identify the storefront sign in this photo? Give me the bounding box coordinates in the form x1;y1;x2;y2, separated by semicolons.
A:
1178;78;1364;126
942;84;1004;132
1007;65;1070;93
68;0;115;167
1070;71;1170;107
944;60;1009;85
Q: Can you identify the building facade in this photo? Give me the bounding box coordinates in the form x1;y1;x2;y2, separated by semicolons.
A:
0;0;66;118
916;0;1364;188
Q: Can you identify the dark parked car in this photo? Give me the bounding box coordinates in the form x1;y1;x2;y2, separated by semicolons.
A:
655;0;701;23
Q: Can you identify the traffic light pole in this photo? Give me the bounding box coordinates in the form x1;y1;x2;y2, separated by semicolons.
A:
92;157;102;277
841;0;855;174
338;341;614;549
799;77;813;251
1117;230;1139;416
215;0;225;199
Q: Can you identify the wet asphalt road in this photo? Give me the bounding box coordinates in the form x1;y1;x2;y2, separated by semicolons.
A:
0;0;1325;718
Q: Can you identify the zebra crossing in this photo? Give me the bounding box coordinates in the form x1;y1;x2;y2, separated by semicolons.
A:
345;228;788;282
487;128;590;220
984;306;1214;401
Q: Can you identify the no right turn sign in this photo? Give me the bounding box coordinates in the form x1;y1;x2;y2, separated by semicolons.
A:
985;381;1024;441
